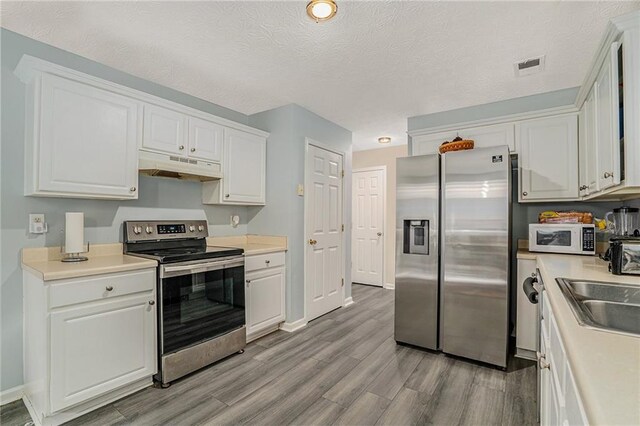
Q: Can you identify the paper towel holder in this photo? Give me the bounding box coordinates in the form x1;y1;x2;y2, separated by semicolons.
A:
60;242;90;263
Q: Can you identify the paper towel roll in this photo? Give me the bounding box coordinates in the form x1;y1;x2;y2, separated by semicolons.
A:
65;212;85;254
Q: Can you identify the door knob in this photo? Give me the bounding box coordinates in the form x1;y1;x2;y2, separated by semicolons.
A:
603;171;613;179
130;186;136;192
377;232;383;237
190;148;196;152
106;286;114;291
179;145;185;150
522;192;528;197
309;239;317;245
148;300;155;305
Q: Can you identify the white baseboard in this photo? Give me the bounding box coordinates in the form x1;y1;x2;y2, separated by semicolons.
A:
383;283;395;290
343;296;355;307
0;385;24;405
279;318;307;333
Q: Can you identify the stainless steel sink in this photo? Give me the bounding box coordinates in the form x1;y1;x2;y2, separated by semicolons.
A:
555;278;640;337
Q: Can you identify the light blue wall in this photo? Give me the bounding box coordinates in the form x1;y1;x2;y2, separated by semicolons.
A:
0;29;254;392
407;87;580;132
249;104;353;322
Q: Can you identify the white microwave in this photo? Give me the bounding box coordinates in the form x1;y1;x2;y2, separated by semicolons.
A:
528;223;596;255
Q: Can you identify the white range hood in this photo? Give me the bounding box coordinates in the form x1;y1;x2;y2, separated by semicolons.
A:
138;150;223;182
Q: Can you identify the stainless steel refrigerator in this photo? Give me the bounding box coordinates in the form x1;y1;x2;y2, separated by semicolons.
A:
395;145;510;368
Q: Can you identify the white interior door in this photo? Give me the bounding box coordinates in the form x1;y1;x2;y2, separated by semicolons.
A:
305;143;344;321
351;168;385;286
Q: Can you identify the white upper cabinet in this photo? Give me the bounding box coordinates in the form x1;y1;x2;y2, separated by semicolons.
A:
595;42;621;191
142;104;187;155
578;88;600;197
222;128;266;204
202;128;267;205
411;123;515;156
188;117;223;162
27;73;140;199
517;114;579;202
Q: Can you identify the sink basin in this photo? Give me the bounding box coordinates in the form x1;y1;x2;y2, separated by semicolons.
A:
556;278;640;337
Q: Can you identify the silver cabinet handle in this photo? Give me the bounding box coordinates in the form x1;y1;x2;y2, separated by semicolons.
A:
190;148;196;152
130;187;136;192
106;286;114;291
265;260;270;264
377;232;382;237
603;171;613;179
148;300;155;305
179;145;185;150
522;192;528;196
225;194;230;198
579;185;587;191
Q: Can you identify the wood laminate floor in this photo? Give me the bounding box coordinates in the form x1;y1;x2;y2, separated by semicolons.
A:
1;284;536;426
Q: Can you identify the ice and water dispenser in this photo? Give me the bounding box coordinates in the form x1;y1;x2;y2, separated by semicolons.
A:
403;220;429;255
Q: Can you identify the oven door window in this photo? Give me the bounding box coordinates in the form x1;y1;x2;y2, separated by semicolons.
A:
161;266;244;354
536;230;572;247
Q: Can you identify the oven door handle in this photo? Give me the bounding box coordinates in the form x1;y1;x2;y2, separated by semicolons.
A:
161;257;244;278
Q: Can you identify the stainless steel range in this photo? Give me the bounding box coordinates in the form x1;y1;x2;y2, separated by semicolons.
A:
123;220;246;387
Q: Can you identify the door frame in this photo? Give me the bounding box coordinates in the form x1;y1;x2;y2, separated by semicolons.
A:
303;138;346;322
351;166;387;288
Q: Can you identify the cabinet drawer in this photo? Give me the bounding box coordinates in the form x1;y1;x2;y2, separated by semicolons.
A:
245;251;285;272
49;269;155;308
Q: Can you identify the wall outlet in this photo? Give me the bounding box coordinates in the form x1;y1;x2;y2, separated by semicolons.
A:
29;213;48;234
230;214;240;228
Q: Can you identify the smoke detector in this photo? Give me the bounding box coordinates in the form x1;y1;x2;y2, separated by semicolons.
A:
514;55;545;77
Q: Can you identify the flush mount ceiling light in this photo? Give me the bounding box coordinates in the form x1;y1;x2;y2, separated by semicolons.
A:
307;0;337;23
378;137;391;144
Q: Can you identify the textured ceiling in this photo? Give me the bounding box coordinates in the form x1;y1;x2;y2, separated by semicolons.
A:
2;1;639;150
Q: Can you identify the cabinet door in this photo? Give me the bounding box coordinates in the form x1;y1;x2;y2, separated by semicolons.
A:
50;293;156;412
596;42;621;190
223;128;266;204
142;104;187;155
188;117;223;162
517;114;579;201
516;259;538;356
37;73;140;199
463;123;515;152
583;88;600;196
411;131;457;156
245;266;285;336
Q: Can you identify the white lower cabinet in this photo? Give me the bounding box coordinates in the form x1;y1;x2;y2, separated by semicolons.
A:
244;251;286;342
23;268;157;425
539;292;588;426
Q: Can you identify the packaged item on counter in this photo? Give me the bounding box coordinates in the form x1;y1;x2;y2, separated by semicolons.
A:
538;210;593;224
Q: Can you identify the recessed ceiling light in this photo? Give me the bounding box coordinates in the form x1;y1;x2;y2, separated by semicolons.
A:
378;137;391;144
307;0;338;23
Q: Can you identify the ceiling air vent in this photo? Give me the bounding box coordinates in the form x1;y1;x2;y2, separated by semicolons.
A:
514;55;545;77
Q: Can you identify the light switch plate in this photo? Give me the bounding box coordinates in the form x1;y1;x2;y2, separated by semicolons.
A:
29;213;48;234
297;184;304;196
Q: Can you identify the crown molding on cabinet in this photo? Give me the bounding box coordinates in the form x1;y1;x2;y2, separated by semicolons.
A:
14;54;269;139
407;104;578;138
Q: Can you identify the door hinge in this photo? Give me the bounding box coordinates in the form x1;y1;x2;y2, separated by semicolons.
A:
341;224;344;232
341;170;344;178
341;278;344;287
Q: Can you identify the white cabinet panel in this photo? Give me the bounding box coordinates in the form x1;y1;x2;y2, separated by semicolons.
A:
516;259;537;358
34;73;140;199
411;123;514;156
143;104;187;155
245;265;285;337
517;114;579;201
596;42;621;190
188;117;223;162
580;88;600;196
222;128;266;204
50;293;156;412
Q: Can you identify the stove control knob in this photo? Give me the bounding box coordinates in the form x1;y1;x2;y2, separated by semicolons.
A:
198;225;204;232
133;226;142;235
189;225;196;232
145;226;153;234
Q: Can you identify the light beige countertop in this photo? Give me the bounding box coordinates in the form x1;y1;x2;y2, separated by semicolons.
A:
22;243;157;281
529;252;640;425
207;235;287;255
